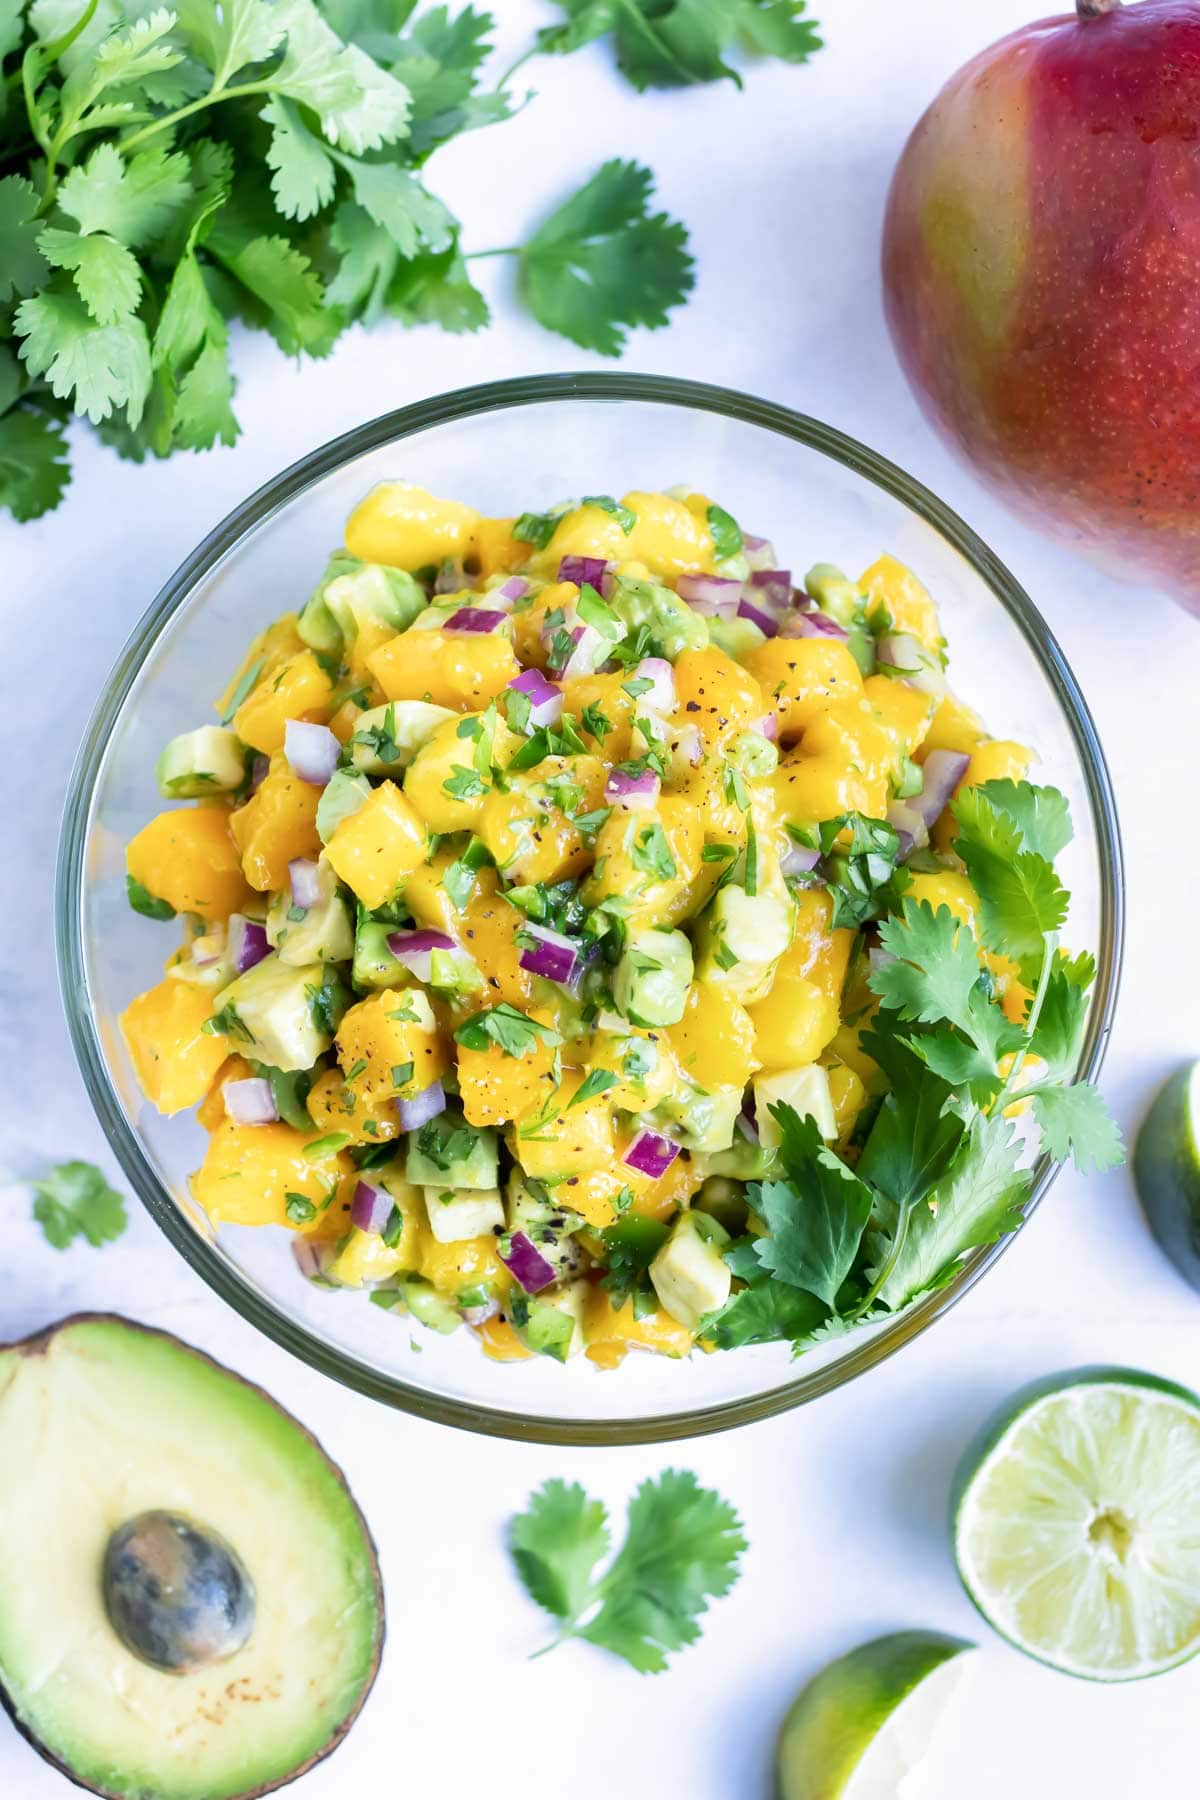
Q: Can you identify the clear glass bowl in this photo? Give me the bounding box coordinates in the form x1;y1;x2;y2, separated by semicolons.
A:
57;374;1124;1444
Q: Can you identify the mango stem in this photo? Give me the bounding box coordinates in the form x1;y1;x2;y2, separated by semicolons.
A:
1076;0;1121;15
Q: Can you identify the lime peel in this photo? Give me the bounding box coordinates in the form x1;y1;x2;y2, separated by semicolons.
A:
776;1629;975;1800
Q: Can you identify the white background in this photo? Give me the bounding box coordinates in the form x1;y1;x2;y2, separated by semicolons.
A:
5;1;1200;1795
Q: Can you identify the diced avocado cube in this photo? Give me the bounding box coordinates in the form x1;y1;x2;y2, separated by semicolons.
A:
803;562;862;628
651;1084;741;1153
706;1139;780;1181
324;562;427;639
512;1280;588;1362
692;1174;749;1236
266;860;354;966
610;575;708;657
505;1172;583;1279
754;1065;837;1144
347;700;455;777
613;927;693;1028
215;955;344;1071
166;924;236;993
421;1185;504;1245
428;946;484;1000
695;884;792;999
296;595;342;656
649;1210;731;1331
317;769;372;845
397;1276;461;1334
405;1110;498;1191
707;616;765;660
156;727;245;799
353;917;403;991
727;731;778;778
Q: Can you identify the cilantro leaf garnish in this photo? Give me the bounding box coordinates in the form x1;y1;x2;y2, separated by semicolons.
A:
455;1003;562;1058
630;821;676;883
951;786;1068;961
582;493;636;532
31;1159;128;1250
1030;1084;1125;1175
519;159;694;357
870;1112;1030;1312
707;502;742;560
569;1068;619;1108
818;813;902;928
535;0;822;90
754;1108;874;1307
508;1470;746;1672
126;874;175;921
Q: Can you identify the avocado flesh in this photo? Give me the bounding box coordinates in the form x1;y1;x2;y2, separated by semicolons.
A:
0;1315;382;1800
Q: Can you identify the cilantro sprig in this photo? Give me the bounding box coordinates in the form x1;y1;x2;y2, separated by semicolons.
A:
31;1160;128;1249
508;1471;746;1672
534;0;822;90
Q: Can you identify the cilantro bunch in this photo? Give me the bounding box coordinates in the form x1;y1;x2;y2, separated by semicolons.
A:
705;780;1124;1352
0;0;822;522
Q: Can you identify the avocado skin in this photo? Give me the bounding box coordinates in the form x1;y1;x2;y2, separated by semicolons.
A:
0;1313;385;1800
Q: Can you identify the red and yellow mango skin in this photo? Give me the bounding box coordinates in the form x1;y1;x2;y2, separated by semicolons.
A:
883;0;1200;611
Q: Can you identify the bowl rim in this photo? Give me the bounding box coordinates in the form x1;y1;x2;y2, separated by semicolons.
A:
57;370;1125;1445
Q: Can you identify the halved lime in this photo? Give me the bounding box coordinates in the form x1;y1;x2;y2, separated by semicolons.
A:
952;1368;1200;1680
1134;1061;1200;1289
775;1630;975;1799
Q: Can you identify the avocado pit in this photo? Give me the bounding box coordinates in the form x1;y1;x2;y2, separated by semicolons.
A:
103;1510;255;1674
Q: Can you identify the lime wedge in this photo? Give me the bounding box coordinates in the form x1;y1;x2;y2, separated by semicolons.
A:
952;1368;1200;1680
776;1630;975;1799
1134;1061;1200;1288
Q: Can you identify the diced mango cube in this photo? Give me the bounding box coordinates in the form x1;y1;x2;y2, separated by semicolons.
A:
229;755;322;892
233;650;333;755
324;780;427;909
334;988;446;1104
120;979;230;1114
127;804;253;921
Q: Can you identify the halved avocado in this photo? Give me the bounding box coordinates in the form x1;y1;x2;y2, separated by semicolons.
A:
0;1314;383;1800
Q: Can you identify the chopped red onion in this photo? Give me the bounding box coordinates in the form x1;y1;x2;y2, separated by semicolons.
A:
737;596;780;637
886;800;928;857
190;933;224;968
223;1077;277;1125
753;712;779;741
397;1080;446;1130
507;668;563;730
289;858;322;911
781;843;821;877
868;945;897;978
736;1108;759;1143
911;750;971;829
558;555;611;589
284;720;339;786
670;724;704;769
635;657;675;714
387;929;456;984
560;622;604;679
518;925;581;986
249;753;270;793
677;572;742;617
623;1129;681;1180
495;576;529;605
501;1229;558;1294
445;606;507;635
435;561;466;595
229;913;270;973
606;767;661;809
291;1236;335;1281
876;633;944;698
780;609;849;642
743;534;778;571
749;569;793;610
462;1297;501;1327
351;1180;394;1236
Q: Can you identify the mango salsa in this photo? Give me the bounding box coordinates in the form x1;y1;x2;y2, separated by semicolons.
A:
118;482;1057;1374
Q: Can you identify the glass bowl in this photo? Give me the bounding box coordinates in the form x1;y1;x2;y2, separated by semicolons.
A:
57;373;1124;1444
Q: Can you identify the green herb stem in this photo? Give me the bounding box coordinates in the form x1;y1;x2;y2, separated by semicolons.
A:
465;245;520;260
115;79;275;154
994;932;1058;1115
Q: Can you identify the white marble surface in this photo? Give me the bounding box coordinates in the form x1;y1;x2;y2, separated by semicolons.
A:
5;2;1200;1795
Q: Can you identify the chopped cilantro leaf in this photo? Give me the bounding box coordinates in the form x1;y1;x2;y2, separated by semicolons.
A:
570;1069;619;1108
443;765;489;801
630;822;676;884
126;875;175;921
707;503;742;561
582;494;636;532
455;1003;562;1058
513;510;561;550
